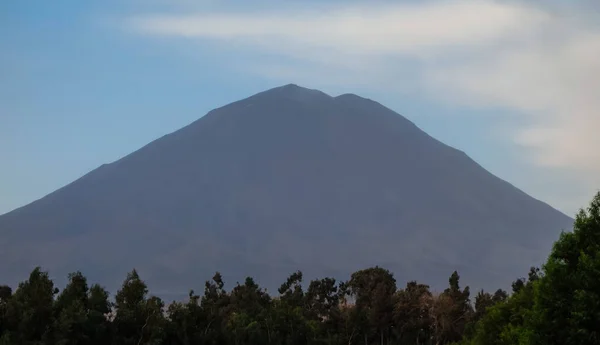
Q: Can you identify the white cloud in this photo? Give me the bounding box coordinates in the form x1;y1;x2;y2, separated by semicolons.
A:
127;0;600;211
426;30;600;179
129;1;549;57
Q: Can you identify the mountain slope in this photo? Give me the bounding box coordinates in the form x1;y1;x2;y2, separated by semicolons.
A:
0;84;573;295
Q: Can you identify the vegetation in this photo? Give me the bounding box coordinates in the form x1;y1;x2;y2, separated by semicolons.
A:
1;192;598;345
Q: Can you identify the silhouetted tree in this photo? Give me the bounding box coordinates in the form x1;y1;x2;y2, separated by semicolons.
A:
201;272;229;345
528;192;600;345
436;271;472;344
393;281;432;345
347;267;396;345
0;285;12;344
53;271;91;345
1;192;598;345
113;269;165;345
3;267;58;344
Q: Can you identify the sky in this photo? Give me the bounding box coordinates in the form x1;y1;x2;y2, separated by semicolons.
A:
1;0;599;216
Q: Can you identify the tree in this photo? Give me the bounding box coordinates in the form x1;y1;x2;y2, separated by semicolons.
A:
86;284;112;345
433;271;472;344
0;285;12;342
393;281;432;345
165;289;208;345
279;271;304;308
529;192;600;345
201;272;230;345
274;271;309;345
305;277;342;344
491;289;508;304
3;190;599;345
347;267;396;345
53;271;91;345
306;277;340;320
462;268;541;345
462;288;506;341
3;267;58;344
113;269;165;345
472;291;492;322
225;277;271;345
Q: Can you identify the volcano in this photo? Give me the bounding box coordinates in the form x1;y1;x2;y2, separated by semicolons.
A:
0;84;572;296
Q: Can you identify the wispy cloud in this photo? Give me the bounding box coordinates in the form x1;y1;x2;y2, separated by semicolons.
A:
128;1;549;59
127;0;600;204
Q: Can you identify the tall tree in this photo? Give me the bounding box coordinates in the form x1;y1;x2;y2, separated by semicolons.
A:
3;267;58;344
0;285;12;344
393;281;432;345
472;290;493;323
529;192;600;345
275;271;309;345
86;284;112;345
347;267;396;345
462;268;542;345
225;277;271;345
53;271;90;345
113;269;165;345
201;272;230;345
305;277;342;344
435;271;472;344
165;289;208;345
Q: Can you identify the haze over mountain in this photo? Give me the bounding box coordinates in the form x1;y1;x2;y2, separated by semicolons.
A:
0;84;573;296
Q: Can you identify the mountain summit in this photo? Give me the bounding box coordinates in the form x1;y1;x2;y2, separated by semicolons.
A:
0;84;572;295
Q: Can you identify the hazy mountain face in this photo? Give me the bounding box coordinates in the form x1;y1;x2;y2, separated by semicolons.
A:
0;84;572;296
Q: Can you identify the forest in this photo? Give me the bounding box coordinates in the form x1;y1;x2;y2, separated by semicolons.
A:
1;192;598;345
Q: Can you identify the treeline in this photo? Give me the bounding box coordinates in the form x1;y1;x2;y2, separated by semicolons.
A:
1;192;598;345
0;266;494;345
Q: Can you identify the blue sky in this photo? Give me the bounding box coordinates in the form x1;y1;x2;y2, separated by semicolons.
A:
1;0;599;216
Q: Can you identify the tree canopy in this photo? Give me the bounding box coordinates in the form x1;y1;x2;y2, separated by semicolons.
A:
1;193;598;345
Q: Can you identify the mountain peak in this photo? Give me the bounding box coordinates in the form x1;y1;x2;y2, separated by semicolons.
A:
0;84;573;295
255;83;333;103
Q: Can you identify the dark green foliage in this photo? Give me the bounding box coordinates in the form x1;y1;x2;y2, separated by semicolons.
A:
0;193;597;345
461;193;600;345
0;264;469;345
0;285;11;343
52;271;111;345
347;267;397;345
461;269;538;345
53;271;90;345
3;267;58;344
113;269;166;345
201;272;230;345
393;281;432;345
86;284;112;345
528;192;600;345
440;271;472;343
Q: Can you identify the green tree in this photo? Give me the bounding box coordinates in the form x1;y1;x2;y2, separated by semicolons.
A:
462;288;507;341
53;271;91;345
347;267;396;345
0;285;12;343
462;268;540;345
86;284;112;345
529;192;600;345
492;289;508;304
274;271;309;345
3;267;58;344
279;271;304;308
201;272;230;345
113;269;165;345
393;281;432;345
225;277;271;345
433;271;472;344
165;290;207;345
305;277;342;344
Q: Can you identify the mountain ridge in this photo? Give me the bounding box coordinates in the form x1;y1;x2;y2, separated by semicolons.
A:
0;84;572;296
